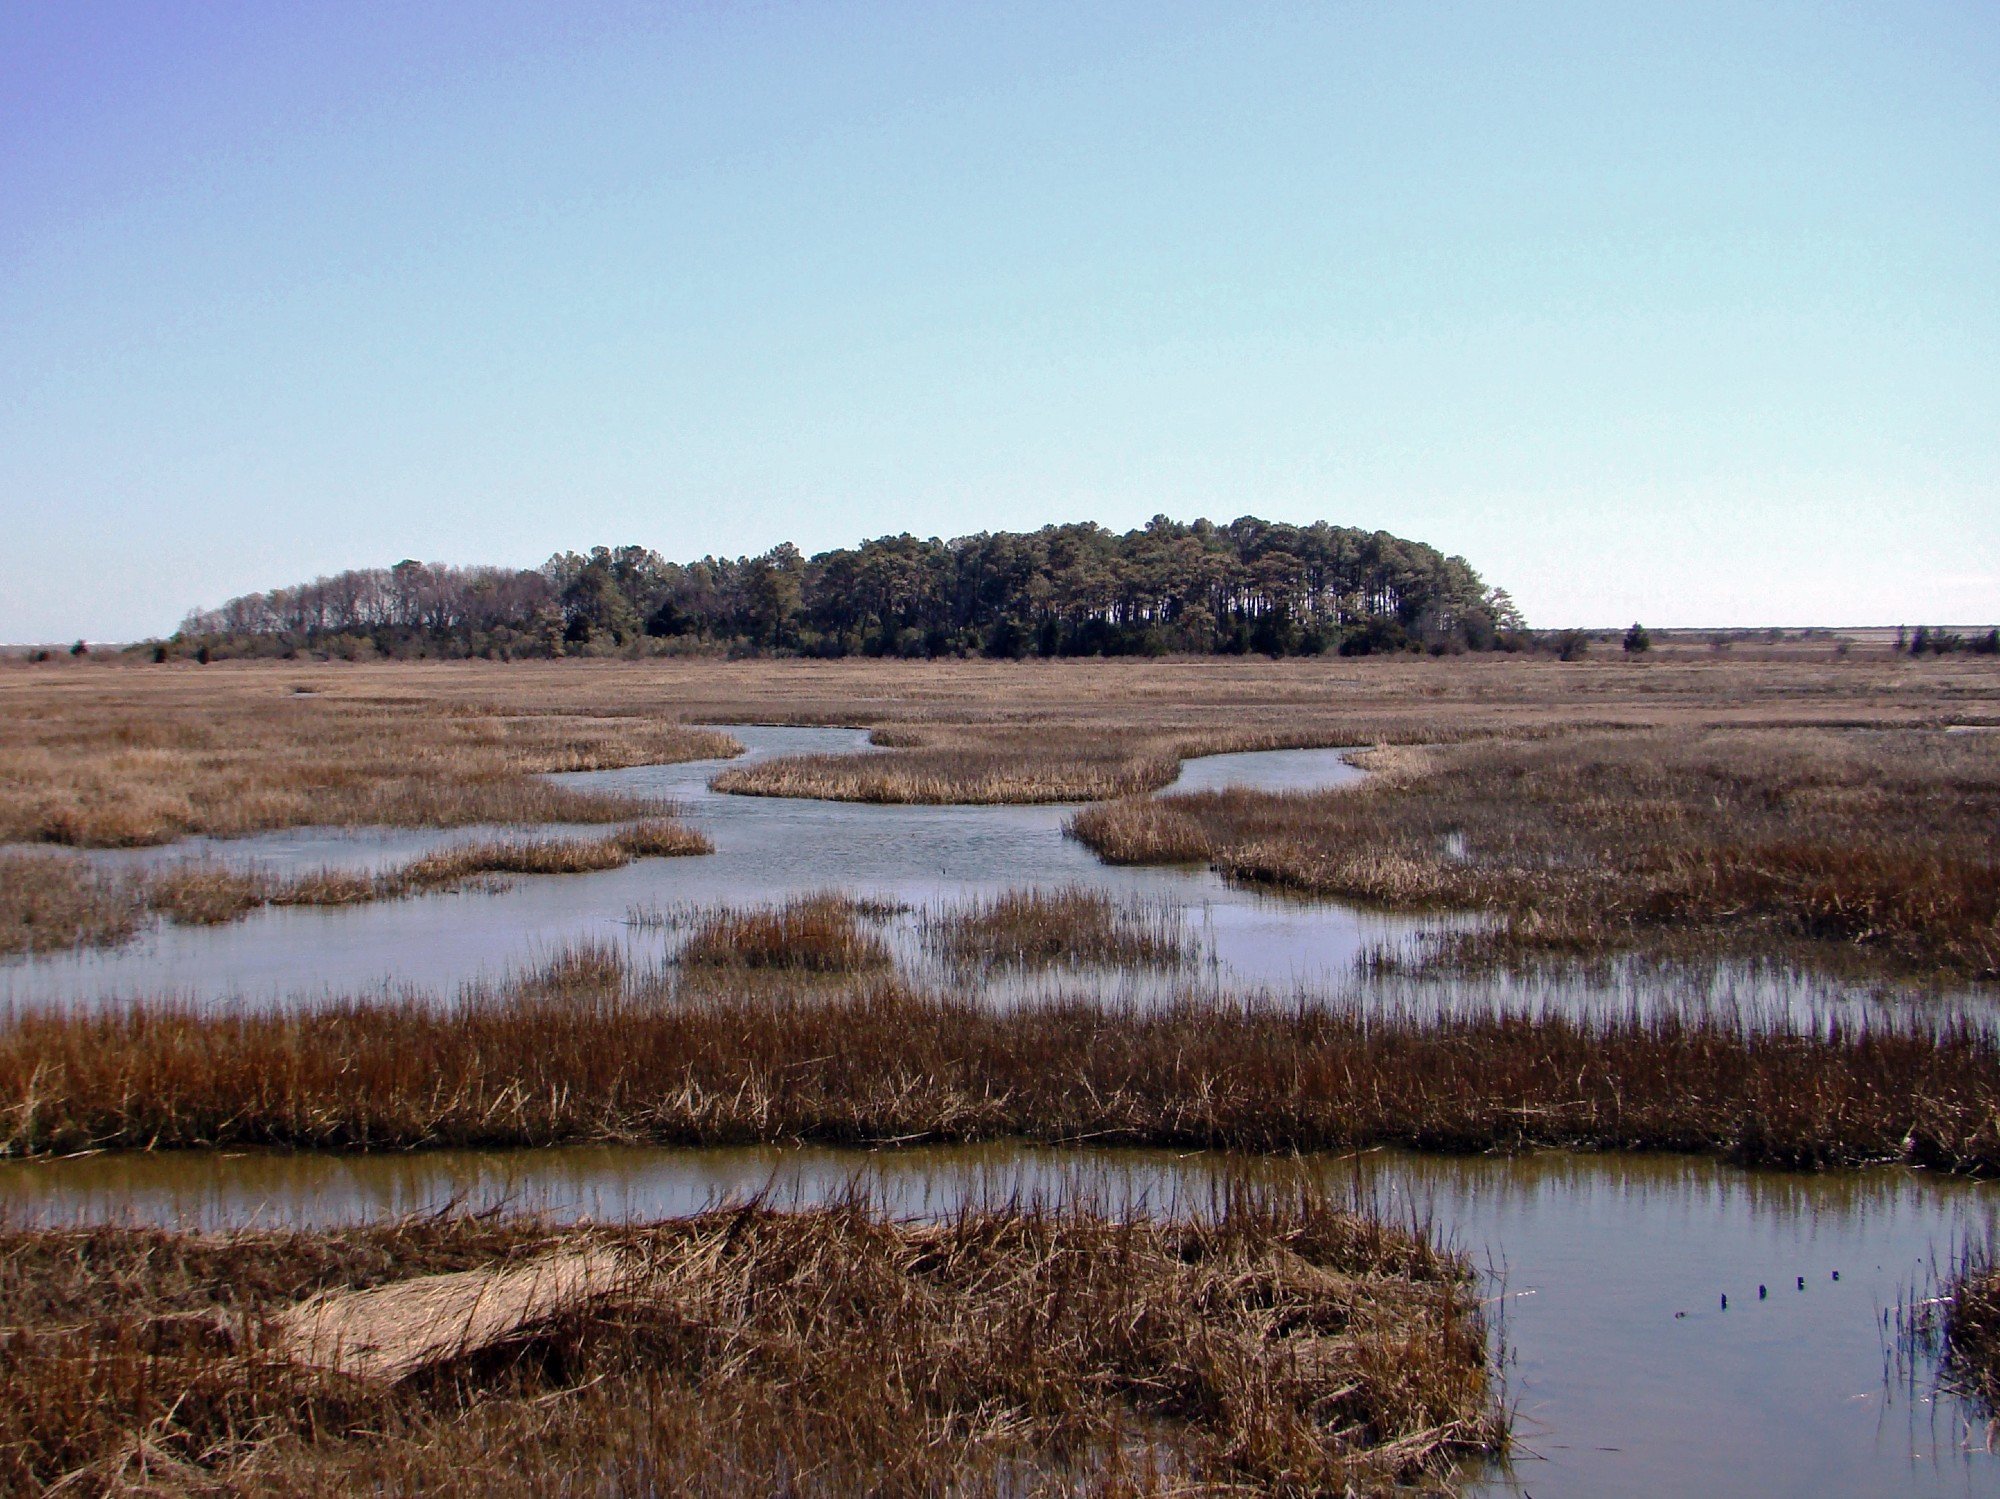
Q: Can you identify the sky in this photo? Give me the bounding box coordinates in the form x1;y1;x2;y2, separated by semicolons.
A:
2;1;1995;641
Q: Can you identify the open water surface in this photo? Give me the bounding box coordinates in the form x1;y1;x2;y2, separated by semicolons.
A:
2;1141;1994;1498
0;727;1962;1028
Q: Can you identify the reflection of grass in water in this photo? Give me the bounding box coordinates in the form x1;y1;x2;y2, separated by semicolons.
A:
8;943;2000;1171
0;1193;1498;1496
921;885;1193;971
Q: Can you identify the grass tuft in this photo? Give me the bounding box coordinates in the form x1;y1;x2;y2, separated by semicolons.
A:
922;885;1193;970
0;853;144;956
678;894;891;973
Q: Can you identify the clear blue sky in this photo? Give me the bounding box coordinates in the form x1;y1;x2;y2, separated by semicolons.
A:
3;1;1994;640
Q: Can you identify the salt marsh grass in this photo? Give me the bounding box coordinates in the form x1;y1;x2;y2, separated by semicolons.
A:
711;724;1346;804
0;1193;1497;1496
4;948;1995;1170
1927;1241;2000;1414
0;663;737;846
1070;726;2000;979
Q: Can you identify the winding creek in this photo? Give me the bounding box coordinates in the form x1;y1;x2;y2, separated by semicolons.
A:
3;728;1998;1494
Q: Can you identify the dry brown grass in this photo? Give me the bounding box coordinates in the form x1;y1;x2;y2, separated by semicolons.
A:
1070;726;2000;979
0;1195;1497;1497
0;853;144;957
11;654;1996;974
678;893;892;973
13;651;1989;840
144;863;381;925
0;663;738;847
607;817;711;858
923;886;1193;971
5;950;1997;1171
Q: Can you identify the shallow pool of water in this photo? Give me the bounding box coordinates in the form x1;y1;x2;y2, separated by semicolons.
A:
3;1142;1992;1498
2;728;1438;1007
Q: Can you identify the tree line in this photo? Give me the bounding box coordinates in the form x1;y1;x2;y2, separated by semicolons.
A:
168;515;1530;661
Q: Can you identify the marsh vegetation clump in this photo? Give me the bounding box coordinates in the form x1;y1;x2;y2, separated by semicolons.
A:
0;852;145;956
3;824;711;950
0;1193;1499;1497
677;893;892;972
1065;796;1215;864
607;816;712;858
145;862;381;924
395;831;663;886
1934;1245;2000;1414
711;728;1182;803
1893;1238;2000;1421
922;885;1193;971
711;724;1340;805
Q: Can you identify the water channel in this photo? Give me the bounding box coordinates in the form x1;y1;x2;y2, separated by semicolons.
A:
3;728;1997;1493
